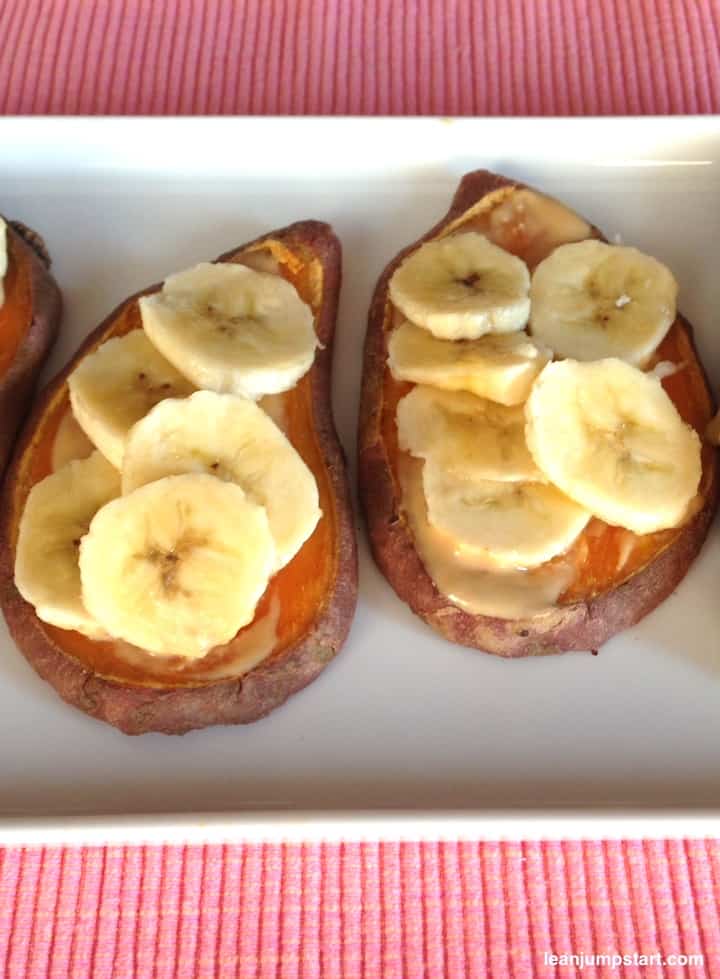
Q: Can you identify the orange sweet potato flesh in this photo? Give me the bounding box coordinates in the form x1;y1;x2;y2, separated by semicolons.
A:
359;171;719;656
0;221;61;473
0;221;358;733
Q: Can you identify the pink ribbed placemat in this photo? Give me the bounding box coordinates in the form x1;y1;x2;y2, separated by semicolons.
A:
2;0;720;976
1;0;719;116
1;841;719;977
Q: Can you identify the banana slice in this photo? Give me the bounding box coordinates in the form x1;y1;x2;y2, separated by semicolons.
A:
14;452;121;638
525;359;702;534
388;320;551;406
79;474;276;659
422;459;589;569
68;330;195;469
0;217;7;307
122;391;321;571
388;232;530;340
139;262;317;399
530;240;677;365
397;385;541;482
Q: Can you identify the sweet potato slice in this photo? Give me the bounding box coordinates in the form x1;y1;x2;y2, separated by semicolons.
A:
359;171;718;656
0;221;358;734
0;220;61;473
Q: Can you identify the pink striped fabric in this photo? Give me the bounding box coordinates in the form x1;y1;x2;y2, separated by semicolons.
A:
0;0;719;116
3;0;720;975
1;842;719;977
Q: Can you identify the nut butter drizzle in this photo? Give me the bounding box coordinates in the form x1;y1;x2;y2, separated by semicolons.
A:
50;411;94;470
444;188;592;270
109;595;282;685
398;455;574;618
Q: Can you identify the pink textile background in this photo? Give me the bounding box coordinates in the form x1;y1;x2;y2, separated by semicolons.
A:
1;0;720;975
1;841;720;977
1;0;719;116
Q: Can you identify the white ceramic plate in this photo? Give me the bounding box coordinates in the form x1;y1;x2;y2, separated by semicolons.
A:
1;117;719;844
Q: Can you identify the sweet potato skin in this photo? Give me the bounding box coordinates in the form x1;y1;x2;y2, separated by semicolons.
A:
0;221;61;475
0;221;358;734
358;171;719;657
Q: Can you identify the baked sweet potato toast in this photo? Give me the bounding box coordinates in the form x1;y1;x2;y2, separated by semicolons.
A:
359;171;718;656
0;219;61;474
0;220;358;734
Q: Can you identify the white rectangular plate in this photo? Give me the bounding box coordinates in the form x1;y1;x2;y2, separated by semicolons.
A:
1;117;719;843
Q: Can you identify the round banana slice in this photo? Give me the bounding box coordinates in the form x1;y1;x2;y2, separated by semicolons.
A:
388;320;551;406
397;385;541;482
139;262;318;399
68;330;195;469
530;240;678;365
525;359;702;534
79;474;276;659
388;232;531;340
422;460;590;569
122;390;321;572
14;452;121;638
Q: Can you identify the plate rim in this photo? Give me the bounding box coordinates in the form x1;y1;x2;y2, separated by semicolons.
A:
1;113;719;839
